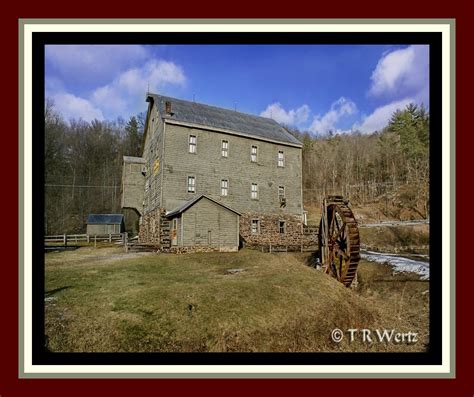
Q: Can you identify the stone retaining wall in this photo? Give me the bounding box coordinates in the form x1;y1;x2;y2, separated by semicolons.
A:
138;207;172;247
239;212;318;248
138;208;160;244
161;246;238;254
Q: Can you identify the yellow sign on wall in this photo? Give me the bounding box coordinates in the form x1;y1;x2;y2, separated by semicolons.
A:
153;159;160;176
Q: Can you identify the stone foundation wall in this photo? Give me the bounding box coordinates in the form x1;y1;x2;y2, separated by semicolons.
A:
162;245;238;254
159;209;171;249
240;212;318;248
139;208;171;247
138;208;160;244
140;209;318;252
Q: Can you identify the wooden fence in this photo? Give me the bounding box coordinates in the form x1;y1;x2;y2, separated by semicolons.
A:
45;233;126;246
265;243;318;253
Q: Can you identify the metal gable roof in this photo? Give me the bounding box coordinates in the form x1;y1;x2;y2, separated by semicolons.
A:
165;195;241;218
87;214;124;225
148;94;302;147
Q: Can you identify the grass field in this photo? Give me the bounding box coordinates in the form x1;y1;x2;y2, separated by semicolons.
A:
45;247;429;352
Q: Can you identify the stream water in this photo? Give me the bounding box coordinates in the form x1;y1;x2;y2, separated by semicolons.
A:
361;250;430;280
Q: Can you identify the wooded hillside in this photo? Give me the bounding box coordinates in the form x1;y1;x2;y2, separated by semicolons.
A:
44;100;429;234
297;103;429;220
44;100;144;234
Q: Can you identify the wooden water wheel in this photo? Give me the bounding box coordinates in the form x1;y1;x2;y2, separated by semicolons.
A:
319;196;360;287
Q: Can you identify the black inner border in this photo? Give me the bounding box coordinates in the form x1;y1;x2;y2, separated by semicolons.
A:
32;31;442;366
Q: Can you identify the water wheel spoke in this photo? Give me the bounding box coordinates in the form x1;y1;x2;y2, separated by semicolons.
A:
335;225;345;240
334;244;349;261
318;198;360;287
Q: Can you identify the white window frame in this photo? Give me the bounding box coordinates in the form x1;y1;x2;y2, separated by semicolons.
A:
278;150;285;167
187;176;196;193
189;134;197;154
279;220;286;234
221;139;229;158
278;185;285;199
221;179;229;196
251;145;258;162
251;219;260;234
251;183;258;200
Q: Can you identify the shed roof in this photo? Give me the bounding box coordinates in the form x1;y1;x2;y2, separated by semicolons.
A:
148;94;302;147
87;214;124;225
165;195;241;218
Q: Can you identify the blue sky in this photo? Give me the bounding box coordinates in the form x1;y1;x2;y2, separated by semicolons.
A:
45;44;429;135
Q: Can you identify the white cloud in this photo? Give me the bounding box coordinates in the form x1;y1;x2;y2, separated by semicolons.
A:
47;58;187;121
309;97;357;135
351;45;429;135
46;45;150;87
369;45;429;104
91;60;186;118
354;98;414;134
50;92;104;122
260;103;310;126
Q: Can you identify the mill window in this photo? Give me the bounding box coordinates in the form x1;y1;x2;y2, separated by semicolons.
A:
251;219;260;234
187;176;196;193
251;183;258;200
189;135;197;153
278;151;285;167
279;221;286;234
221;179;229;196
278;186;285;199
251;145;258;162
222;140;229;157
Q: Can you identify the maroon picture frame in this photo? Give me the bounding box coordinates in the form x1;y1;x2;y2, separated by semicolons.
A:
2;5;471;396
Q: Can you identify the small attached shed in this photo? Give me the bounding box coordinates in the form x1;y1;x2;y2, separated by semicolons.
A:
86;214;125;235
166;195;240;252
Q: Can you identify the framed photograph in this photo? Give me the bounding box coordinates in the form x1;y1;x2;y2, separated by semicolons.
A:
18;19;455;380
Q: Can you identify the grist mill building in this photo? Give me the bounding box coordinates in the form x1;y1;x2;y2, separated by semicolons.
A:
122;93;314;252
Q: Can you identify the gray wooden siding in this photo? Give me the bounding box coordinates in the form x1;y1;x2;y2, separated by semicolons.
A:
121;159;145;215
87;224;121;235
142;104;165;214
181;198;238;248
161;122;302;216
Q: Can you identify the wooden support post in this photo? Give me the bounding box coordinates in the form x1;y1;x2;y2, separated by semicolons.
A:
109;234;112;243
94;235;97;248
63;234;67;247
87;234;90;243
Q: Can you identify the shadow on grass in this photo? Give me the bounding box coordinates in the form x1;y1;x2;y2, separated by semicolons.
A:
45;286;72;297
305;251;321;268
44;245;80;252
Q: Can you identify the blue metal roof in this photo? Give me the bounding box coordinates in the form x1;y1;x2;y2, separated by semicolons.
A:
87;214;124;225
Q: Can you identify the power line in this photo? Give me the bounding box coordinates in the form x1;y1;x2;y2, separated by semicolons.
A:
45;184;118;188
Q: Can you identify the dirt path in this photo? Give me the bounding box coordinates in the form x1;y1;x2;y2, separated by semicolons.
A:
45;247;154;267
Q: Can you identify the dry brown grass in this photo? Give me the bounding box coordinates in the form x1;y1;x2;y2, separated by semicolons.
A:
45;247;429;352
360;224;429;253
